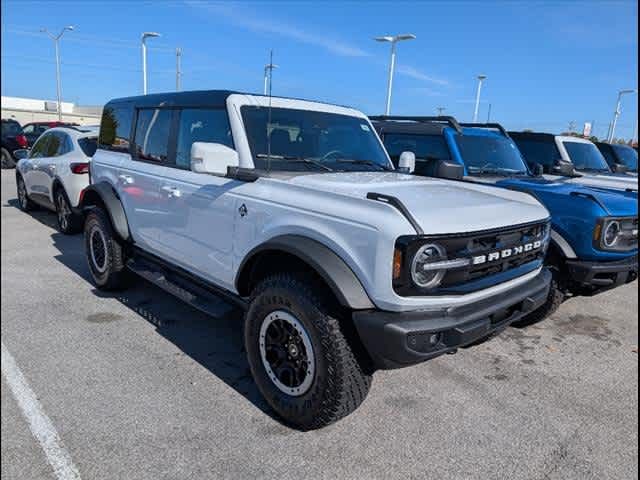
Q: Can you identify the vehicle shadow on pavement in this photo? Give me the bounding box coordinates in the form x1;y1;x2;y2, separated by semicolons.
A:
4;199;60;231
43;227;276;422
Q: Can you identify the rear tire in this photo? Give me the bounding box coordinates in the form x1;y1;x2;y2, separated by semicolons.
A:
84;207;128;290
16;174;37;211
2;148;15;169
245;273;371;430
512;277;564;328
55;187;82;234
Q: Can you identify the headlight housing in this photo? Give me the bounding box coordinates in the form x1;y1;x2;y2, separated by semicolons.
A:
410;243;460;289
594;217;638;252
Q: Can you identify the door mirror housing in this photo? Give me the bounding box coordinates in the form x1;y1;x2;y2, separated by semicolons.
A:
552;159;575;176
531;162;544;176
190;142;239;175
611;163;628;173
13;149;30;161
398;151;416;173
435;159;464;180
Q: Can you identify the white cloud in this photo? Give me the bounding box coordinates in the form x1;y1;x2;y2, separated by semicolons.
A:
185;1;370;57
396;65;449;86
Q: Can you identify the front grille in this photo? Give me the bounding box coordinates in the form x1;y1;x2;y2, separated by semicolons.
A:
394;220;550;296
618;217;638;251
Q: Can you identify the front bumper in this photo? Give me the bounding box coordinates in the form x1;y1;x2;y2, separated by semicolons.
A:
565;255;638;295
352;269;551;370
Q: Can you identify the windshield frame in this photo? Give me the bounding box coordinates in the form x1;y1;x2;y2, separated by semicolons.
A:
238;104;393;173
452;132;531;177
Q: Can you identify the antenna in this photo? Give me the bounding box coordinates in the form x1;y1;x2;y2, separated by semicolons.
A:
266;49;274;174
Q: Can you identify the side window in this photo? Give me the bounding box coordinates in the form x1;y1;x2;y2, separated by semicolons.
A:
133;108;172;163
78;137;98;157
29;134;51;158
45;133;62;157
22;125;34;135
175;108;233;169
511;138;558;168
98;104;133;153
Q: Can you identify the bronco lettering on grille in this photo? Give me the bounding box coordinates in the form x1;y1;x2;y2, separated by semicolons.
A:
472;240;542;265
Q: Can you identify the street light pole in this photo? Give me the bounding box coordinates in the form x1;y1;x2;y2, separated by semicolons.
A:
175;48;182;91
472;74;487;123
141;32;161;94
41;26;74;121
436;106;446;116
374;34;416;115
608;89;636;142
263;62;278;95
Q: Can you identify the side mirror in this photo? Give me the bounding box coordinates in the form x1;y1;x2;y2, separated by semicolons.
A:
190;142;239;175
398;151;416;173
611;163;628;173
13;149;30;161
435;159;464;180
531;163;544;176
552;159;575;176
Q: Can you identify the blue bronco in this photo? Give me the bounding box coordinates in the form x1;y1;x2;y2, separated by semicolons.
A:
372;116;638;324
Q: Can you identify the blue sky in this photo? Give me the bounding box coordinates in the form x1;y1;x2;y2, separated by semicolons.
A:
1;0;638;140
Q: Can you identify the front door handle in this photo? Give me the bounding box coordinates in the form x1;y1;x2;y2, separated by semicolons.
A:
118;174;134;184
161;185;182;198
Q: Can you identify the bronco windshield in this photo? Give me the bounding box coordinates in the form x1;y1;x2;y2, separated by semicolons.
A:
563;142;610;172
241;106;391;172
454;134;529;175
612;145;638;171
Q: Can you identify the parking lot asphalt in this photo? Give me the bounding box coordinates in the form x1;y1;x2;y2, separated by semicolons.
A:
1;169;638;480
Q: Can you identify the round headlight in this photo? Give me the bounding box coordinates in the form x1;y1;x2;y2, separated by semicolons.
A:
604;220;620;248
411;243;447;289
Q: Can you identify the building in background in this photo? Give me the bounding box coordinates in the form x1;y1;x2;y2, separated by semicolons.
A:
1;96;102;125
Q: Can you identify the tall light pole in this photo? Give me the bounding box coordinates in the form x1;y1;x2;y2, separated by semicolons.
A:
436;106;446;116
472;74;487;123
175;48;182;91
141;32;161;95
41;26;74;121
608;89;636;142
263;62;278;95
374;34;416;115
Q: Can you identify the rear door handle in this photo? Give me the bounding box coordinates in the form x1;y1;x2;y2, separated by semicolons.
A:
161;185;182;198
118;174;134;184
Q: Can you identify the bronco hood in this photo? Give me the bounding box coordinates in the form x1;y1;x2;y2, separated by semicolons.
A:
545;173;638;192
285;172;549;234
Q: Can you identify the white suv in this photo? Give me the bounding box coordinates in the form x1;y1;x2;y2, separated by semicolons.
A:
80;91;552;429
15;126;98;233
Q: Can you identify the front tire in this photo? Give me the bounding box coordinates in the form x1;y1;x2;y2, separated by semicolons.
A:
245;273;371;430
16;174;37;211
2;148;15;169
55;187;82;234
84;207;128;290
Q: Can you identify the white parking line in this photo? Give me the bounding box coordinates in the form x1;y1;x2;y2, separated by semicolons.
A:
1;341;81;480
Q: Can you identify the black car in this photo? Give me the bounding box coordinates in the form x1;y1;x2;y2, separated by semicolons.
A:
595;141;638;173
1;119;28;169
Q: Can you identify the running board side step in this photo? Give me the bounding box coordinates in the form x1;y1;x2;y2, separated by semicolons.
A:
126;256;241;320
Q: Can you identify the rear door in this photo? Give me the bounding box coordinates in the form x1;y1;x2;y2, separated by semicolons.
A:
117;106;174;253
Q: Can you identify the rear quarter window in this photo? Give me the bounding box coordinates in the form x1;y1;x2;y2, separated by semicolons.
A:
78;137;98;157
98;103;134;153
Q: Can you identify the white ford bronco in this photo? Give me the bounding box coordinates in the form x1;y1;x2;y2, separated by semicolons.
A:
81;90;552;429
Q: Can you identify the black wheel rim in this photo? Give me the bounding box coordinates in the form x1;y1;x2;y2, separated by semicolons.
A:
259;310;315;396
89;226;107;273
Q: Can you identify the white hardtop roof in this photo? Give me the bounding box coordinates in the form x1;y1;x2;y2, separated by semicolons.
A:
556;135;593;144
227;93;368;120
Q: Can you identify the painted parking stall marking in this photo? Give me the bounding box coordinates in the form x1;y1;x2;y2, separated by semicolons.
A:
1;341;82;480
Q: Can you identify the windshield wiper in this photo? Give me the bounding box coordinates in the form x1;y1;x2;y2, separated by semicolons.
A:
332;159;392;171
256;154;333;171
468;166;526;176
